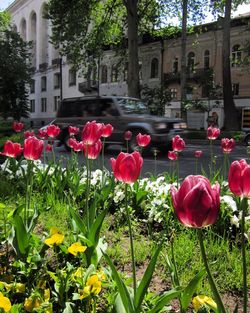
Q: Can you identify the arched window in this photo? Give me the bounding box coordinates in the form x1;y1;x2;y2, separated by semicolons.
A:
29;11;37;68
204;50;210;69
172;57;178;74
101;65;108;83
20;18;27;41
150;58;159;78
40;4;49;65
187;52;195;72
111;64;119;83
232;44;241;67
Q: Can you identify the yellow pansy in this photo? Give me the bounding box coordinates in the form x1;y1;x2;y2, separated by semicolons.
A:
24;296;42;312
68;242;87;256
0;292;11;312
87;275;102;295
15;283;25;293
79;286;91;300
44;228;64;247
193;295;217;312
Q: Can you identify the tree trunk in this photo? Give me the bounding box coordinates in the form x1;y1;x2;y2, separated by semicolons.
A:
222;0;239;130
180;0;188;114
125;0;140;98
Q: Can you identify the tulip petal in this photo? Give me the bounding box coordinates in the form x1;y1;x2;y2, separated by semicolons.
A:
242;166;250;197
229;161;243;196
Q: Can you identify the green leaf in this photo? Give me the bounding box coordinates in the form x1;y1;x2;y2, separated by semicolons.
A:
148;288;183;313
69;207;86;234
88;208;107;246
12;212;29;256
134;242;163;311
103;252;135;313
63;302;74;313
180;269;206;311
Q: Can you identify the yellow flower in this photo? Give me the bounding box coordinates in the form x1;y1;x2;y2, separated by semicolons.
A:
15;283;25;293
193;295;217;312
44;288;50;302
24;296;42;312
44;228;64;247
0;292;11;312
79;274;102;300
68;242;87;256
79;286;91;300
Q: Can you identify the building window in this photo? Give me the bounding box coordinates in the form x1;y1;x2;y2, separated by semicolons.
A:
54;73;60;89
150;58;159;78
187;52;195;72
232;83;239;96
41;98;47;112
111;64;119;83
170;88;177;100
54;96;60;111
232;45;242;67
204;50;210;69
41;76;46;91
30;79;35;93
172;57;178;74
68;69;76;86
30;99;35;113
101;65;108;83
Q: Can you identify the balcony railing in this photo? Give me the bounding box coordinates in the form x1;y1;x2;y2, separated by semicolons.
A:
164;68;210;84
52;58;61;67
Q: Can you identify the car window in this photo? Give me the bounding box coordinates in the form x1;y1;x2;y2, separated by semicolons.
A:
99;99;120;116
117;98;149;114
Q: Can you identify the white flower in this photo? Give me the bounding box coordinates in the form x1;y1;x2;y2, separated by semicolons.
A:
230;215;239;228
221;195;237;212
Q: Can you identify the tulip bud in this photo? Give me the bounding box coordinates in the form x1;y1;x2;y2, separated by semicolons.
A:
82;121;104;145
68;126;79;137
136;133;151;147
124;131;132;141
221;138;235;154
47;125;61;138
0;140;23;158
195;150;203;158
23;137;44;160
83;139;102;159
168;151;178;161
207;127;220;140
102;124;113;138
38;128;47;139
170;175;220;228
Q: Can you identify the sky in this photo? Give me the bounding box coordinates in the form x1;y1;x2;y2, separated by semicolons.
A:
1;0;250;21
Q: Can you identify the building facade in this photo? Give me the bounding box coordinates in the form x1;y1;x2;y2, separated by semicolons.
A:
7;0;250;129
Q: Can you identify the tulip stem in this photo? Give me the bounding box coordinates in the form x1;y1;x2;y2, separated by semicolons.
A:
125;184;137;298
86;146;90;232
102;138;105;187
209;140;213;179
197;229;227;313
240;198;248;313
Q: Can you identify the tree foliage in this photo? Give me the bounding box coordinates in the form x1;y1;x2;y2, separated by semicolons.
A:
0;16;33;120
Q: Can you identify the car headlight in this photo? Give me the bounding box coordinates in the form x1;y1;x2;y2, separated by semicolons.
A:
154;122;167;130
173;122;187;129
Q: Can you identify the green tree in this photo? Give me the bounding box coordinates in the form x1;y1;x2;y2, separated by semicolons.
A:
0;14;33;120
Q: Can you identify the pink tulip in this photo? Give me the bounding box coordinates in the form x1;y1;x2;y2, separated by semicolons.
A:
68;126;79;137
45;144;53;152
195;150;203;158
102;124;113;138
172;135;185;152
82;121;104;145
46;125;61;138
83;139;102;159
168;151;178;161
0;140;23;158
136;133;151;147
124;130;132;141
24;131;35;139
170;175;220;228
23;137;44;160
13;121;24;133
110;151;143;184
207;127;220;140
228;159;250;198
68;138;84;152
38;128;48;139
221;138;235;154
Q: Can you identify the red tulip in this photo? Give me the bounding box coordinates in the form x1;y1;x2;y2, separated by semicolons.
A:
195;150;203;158
82;121;104;145
13;121;24;133
221;138;235;154
124;130;132;141
45;144;53;152
68;126;79;137
228;159;250;198
110;151;143;184
38;128;48;139
0;140;23;158
207;127;220;140
23;137;44;160
172;135;185;152
136;133;151;147
102;124;113;138
68;138;84;152
24;131;35;139
170;175;220;228
46;125;61;138
83;139;102;159
168;151;178;161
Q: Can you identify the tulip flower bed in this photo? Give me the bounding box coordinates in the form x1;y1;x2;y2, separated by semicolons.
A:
0;122;249;313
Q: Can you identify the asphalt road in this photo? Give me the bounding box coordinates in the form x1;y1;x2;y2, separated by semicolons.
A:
50;141;248;179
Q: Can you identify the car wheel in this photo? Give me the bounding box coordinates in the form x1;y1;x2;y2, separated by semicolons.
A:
245;134;250;146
